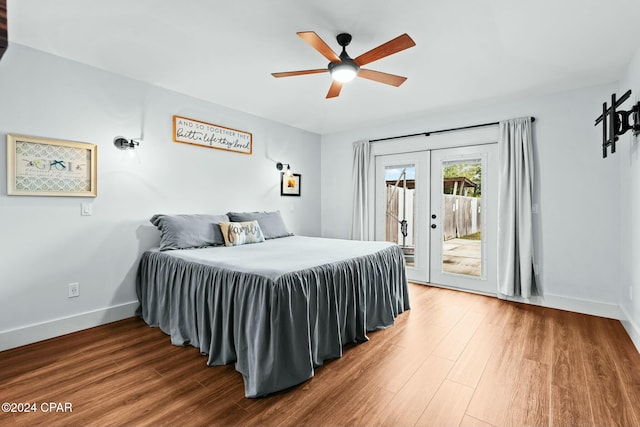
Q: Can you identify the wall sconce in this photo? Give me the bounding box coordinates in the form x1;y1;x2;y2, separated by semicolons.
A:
276;162;293;177
113;136;140;150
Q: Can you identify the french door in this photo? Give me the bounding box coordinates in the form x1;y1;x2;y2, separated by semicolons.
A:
375;152;430;283
375;144;497;294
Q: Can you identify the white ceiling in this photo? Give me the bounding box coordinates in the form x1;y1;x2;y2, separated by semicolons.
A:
7;0;640;135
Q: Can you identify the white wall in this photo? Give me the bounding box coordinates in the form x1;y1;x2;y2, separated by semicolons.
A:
321;83;622;317
0;45;321;350
619;48;640;351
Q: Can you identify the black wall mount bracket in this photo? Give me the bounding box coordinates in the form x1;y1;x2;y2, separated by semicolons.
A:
595;90;640;158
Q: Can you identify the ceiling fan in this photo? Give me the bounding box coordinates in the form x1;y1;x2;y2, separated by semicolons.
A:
272;31;416;99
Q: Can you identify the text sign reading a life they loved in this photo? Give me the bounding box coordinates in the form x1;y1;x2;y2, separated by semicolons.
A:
173;115;252;155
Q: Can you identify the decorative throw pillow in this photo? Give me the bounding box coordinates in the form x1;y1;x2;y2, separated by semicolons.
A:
150;214;229;250
218;221;265;246
227;210;293;239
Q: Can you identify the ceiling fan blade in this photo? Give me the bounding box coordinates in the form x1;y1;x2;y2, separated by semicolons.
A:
326;81;343;98
271;69;328;78
297;31;341;62
358;69;407;87
354;33;416;67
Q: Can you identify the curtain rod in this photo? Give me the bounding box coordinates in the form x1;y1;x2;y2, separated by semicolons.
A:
370;117;536;143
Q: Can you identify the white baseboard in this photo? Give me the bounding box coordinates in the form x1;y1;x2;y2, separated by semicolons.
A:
620;305;640;353
418;282;622;320
503;292;622;320
0;301;138;352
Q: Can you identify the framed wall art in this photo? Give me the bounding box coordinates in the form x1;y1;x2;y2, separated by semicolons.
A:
280;173;301;196
6;134;97;197
173;115;252;155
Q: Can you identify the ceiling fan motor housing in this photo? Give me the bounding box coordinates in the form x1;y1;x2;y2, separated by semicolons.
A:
328;58;359;74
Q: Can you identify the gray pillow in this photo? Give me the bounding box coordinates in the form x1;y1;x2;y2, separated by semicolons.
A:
150;214;229;250
227;210;293;239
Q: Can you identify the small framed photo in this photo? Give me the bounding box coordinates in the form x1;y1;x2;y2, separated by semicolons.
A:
6;134;97;197
280;173;301;197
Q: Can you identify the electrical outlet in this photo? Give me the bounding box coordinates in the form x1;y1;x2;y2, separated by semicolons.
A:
68;283;79;298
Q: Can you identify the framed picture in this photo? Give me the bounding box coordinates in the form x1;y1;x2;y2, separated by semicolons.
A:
173;115;252;155
280;173;301;196
6;134;97;197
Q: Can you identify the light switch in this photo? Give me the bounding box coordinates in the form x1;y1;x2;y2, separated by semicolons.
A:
81;203;93;216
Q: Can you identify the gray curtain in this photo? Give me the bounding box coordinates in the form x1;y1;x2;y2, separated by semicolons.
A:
350;140;371;240
497;117;535;298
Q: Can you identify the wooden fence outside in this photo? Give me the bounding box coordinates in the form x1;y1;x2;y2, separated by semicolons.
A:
385;185;414;247
443;195;480;240
385;188;479;242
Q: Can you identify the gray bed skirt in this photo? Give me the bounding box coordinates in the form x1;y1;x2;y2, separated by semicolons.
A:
136;240;409;397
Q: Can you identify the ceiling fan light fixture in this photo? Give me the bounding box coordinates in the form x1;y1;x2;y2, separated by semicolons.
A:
329;60;359;83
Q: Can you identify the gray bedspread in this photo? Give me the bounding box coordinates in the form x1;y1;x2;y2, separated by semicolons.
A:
136;235;409;397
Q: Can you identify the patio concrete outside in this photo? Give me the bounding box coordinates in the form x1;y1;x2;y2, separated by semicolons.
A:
442;238;481;276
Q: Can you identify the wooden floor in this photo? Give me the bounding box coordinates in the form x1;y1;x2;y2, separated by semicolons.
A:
2;283;640;427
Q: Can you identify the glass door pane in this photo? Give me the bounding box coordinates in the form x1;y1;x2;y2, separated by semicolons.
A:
441;159;482;277
384;165;416;266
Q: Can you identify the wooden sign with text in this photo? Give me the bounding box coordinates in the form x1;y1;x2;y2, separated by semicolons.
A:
172;115;252;155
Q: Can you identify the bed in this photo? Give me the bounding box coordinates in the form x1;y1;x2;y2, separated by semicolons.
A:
136;211;409;397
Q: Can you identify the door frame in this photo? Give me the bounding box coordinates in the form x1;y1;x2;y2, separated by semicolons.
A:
368;125;499;295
